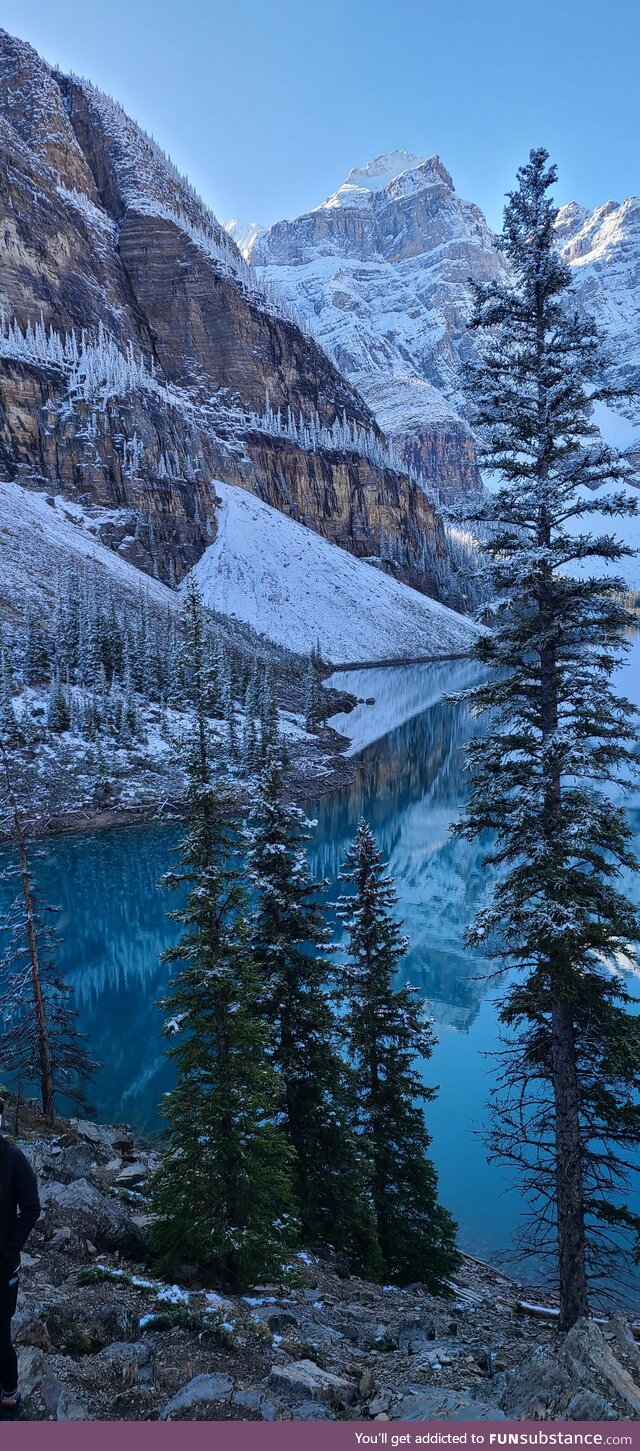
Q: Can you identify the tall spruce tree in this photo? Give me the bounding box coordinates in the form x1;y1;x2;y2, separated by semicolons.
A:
150;594;295;1291
246;759;381;1276
457;148;640;1327
337;820;459;1290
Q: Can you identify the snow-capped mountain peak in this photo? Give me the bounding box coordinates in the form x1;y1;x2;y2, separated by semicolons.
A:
225;218;267;255
318;150;453;210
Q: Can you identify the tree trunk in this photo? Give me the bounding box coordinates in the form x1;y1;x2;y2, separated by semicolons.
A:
551;991;588;1328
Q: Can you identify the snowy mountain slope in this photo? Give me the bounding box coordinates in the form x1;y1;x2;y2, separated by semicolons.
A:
186;483;482;664
556;198;640;420
233;152;507;496
235;153;640;498
0;480;178;621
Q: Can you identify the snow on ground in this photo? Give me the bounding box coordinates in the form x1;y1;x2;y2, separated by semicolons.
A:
325;657;482;755
0;479;177;615
186;483;482;665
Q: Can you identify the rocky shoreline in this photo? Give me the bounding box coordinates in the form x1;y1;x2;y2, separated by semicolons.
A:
8;1107;640;1423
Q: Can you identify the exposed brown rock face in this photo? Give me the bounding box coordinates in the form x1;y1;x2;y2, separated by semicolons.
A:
0;30;440;589
241;433;442;589
402;422;480;497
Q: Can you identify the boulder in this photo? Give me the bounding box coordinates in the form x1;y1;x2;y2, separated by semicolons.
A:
16;1346;87;1420
115;1162;149;1187
97;1341;157;1387
160;1373;235;1420
39;1178;144;1256
398;1311;436;1353
267;1359;356;1407
13;1310;50;1350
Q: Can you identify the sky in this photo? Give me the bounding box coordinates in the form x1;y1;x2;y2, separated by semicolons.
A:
3;0;639;231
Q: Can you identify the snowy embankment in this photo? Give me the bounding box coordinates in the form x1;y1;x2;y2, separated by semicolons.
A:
0;480;177;615
186;483;482;665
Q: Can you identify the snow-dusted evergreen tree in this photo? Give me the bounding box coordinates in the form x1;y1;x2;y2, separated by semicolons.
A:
25;607;50;685
46;672;71;733
150;654;295;1291
246;759;380;1276
337;820;459;1289
0;650;19;747
457;149;640;1328
303;651;324;733
0;742;96;1122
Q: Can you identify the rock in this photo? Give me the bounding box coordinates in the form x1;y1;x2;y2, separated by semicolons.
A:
359;1368;376;1398
160;1374;235;1420
291;1401;337;1421
499;1318;640;1420
16;1346;85;1419
97;1341;157;1386
564;1390;617;1420
267;1359;356;1407
368;1393;391;1415
475;1345;494;1375
115;1161;149;1187
47;1144;98;1183
398;1311;436;1352
17;1346;50;1400
231;1387;282;1421
262;1309;299;1334
39;1178;144;1256
13;1311;50;1350
56;1388;90;1420
393;1389;506;1421
69;1119;136;1153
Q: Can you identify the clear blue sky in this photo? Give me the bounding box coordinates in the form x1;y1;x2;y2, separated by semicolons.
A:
3;0;638;230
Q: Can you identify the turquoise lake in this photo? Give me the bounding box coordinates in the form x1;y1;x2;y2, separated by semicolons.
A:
2;646;640;1292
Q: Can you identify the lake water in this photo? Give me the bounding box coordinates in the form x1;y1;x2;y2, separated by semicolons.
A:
2;645;640;1288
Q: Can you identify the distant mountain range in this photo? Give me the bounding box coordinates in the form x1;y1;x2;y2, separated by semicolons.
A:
229;150;640;489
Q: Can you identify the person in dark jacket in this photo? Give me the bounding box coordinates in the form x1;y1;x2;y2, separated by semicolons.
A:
0;1104;41;1419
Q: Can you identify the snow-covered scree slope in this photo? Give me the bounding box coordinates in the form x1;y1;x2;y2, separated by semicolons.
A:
186;483;482;664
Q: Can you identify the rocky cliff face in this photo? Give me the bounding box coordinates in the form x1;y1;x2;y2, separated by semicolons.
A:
235;151;507;498
0;33;440;589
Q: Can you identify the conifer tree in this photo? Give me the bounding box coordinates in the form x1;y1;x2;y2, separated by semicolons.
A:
25;607;50;684
247;760;380;1276
457;148;640;1327
47;672;71;733
337;820;459;1290
150;603;295;1291
0;650;20;747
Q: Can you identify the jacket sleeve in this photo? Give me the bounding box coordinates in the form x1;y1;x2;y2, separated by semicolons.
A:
4;1150;41;1261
